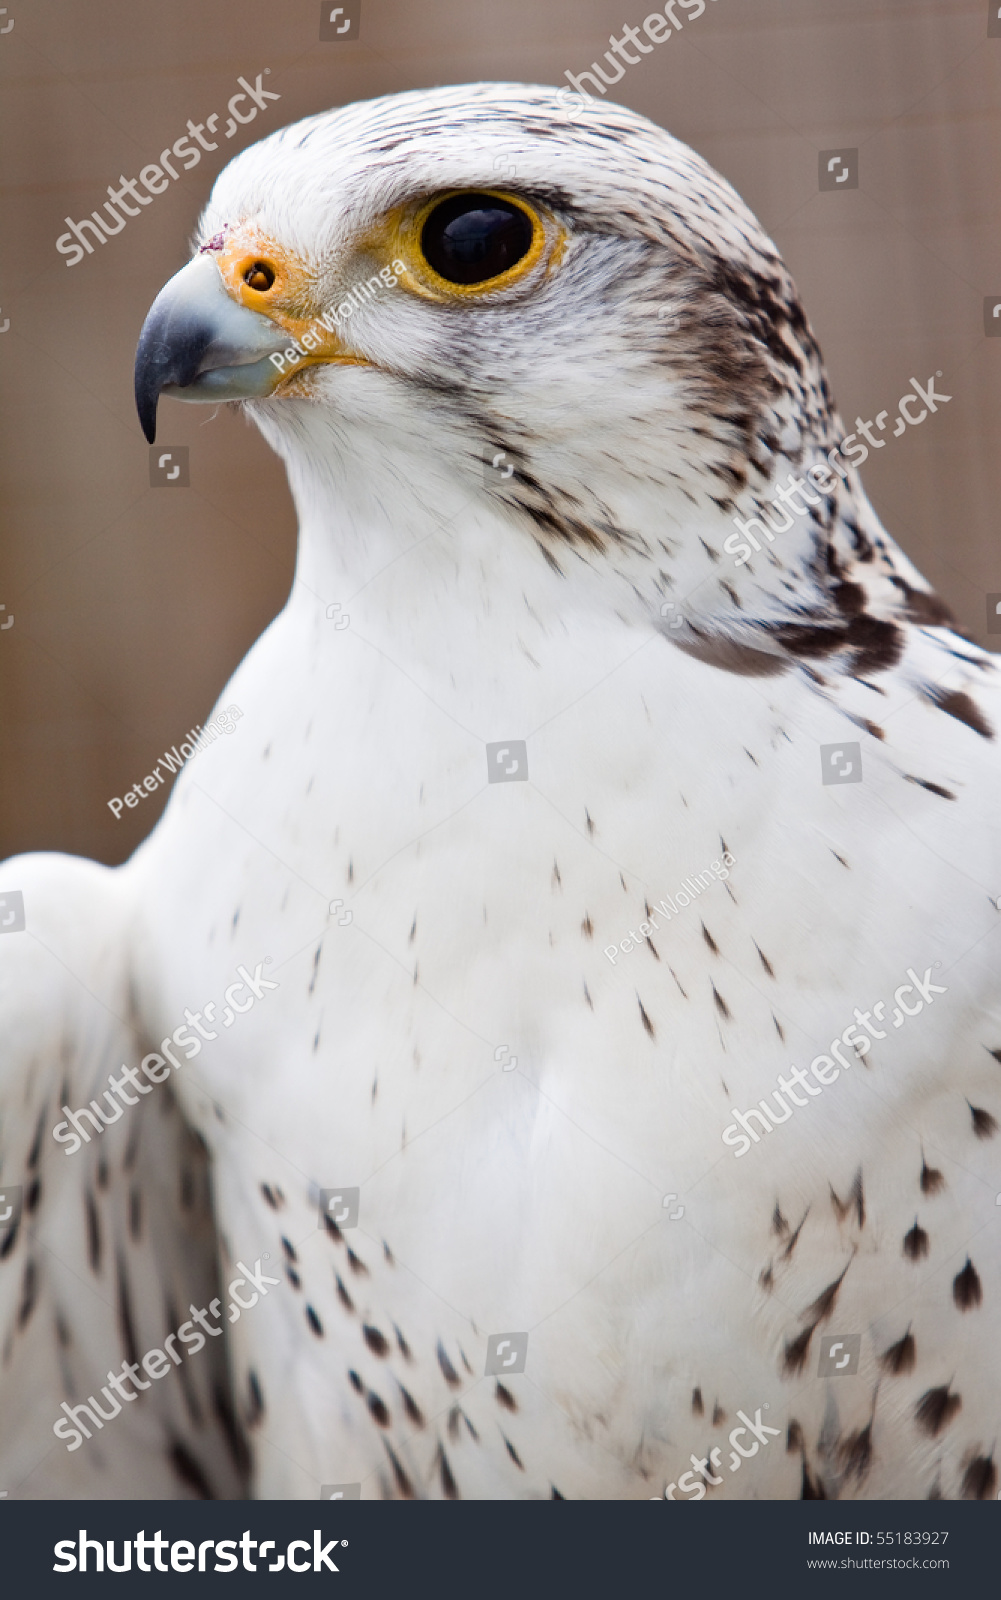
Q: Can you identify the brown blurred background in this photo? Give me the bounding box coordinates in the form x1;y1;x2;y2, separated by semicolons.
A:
1;0;998;865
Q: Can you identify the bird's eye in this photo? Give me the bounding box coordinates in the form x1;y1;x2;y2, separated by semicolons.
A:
244;261;276;291
419;193;537;287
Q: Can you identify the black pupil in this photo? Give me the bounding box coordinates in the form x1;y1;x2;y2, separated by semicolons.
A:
421;194;533;285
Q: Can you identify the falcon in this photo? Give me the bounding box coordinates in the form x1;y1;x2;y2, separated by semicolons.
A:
2;82;999;1502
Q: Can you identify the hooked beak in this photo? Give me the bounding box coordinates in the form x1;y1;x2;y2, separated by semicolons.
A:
134;253;293;443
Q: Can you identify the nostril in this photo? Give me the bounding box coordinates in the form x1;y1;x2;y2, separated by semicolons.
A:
244;261;276;291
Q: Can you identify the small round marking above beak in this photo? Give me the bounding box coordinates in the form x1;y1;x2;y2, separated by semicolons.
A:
244;261;276;292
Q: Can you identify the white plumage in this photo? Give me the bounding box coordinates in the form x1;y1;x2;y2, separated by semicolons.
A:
2;83;999;1501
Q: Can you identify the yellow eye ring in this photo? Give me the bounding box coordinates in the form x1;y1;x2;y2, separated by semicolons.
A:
392;189;549;300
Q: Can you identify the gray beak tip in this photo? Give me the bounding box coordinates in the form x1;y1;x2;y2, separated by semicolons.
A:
134;254;290;442
136;371;158;444
134;301;213;445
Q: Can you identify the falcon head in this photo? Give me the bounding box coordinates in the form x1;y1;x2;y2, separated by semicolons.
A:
134;83;943;673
